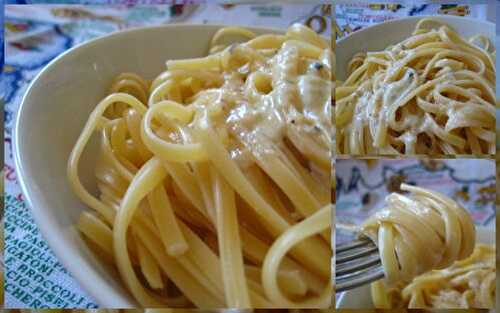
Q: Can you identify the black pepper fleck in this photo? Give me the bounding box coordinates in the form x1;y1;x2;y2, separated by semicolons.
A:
313;62;324;70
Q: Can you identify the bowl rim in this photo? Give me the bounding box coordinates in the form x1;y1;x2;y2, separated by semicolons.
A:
337;14;495;46
13;23;289;307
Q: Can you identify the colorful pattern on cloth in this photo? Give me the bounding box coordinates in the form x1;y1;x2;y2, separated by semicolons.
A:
2;4;332;308
1;6;4;72
334;3;492;41
7;0;203;3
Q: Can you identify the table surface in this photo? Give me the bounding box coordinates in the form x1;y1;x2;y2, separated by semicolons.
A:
335;2;494;41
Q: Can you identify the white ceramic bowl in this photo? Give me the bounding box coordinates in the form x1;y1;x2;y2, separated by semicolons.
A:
336;15;495;81
337;226;495;309
14;24;282;308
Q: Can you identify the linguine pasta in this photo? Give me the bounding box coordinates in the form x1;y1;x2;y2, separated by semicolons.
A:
361;183;475;285
360;183;495;309
67;24;332;308
336;18;496;155
370;244;495;309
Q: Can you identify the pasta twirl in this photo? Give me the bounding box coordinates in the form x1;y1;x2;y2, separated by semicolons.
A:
361;183;475;285
67;24;333;308
359;183;495;309
336;18;496;155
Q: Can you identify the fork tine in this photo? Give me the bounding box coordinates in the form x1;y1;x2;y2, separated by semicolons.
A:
336;237;373;253
334;236;384;291
336;265;385;292
336;244;378;264
336;253;381;275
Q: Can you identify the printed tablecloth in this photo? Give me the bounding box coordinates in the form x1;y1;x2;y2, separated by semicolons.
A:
335;2;493;41
2;3;332;308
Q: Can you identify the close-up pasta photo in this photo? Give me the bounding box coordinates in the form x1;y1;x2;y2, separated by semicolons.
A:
335;158;496;309
67;23;332;308
3;2;333;309
334;3;496;156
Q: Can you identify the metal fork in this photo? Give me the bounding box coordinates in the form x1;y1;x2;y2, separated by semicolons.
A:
335;236;385;292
